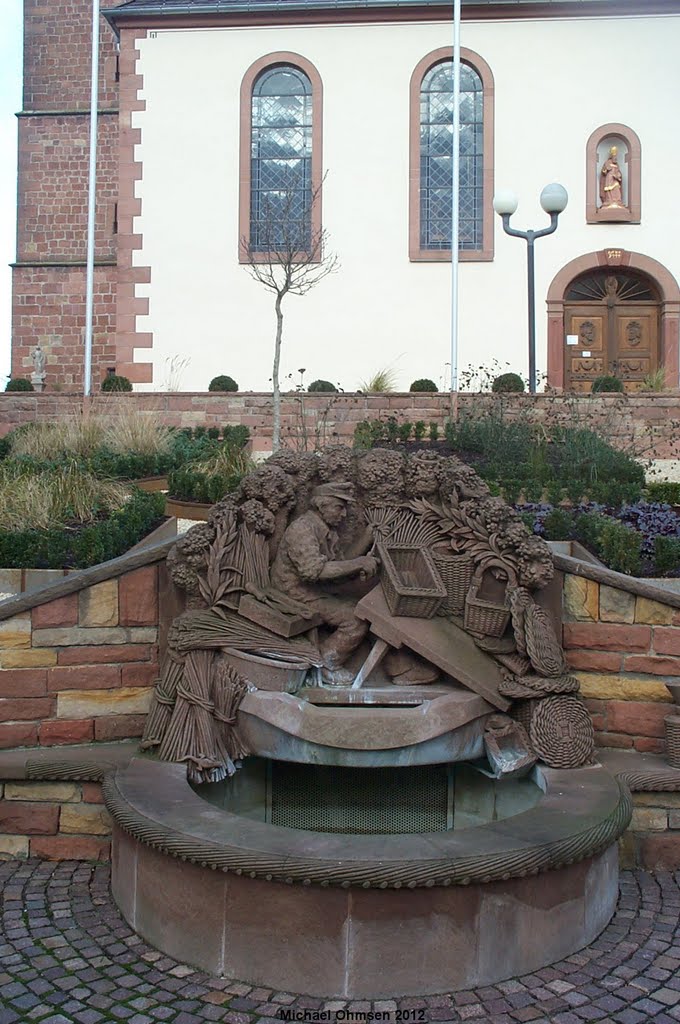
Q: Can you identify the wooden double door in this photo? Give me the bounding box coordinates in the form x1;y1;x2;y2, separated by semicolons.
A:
564;270;660;392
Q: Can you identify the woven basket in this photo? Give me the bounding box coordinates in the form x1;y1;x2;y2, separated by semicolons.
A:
512;699;537;736
464;562;517;638
378;542;446;619
430;549;474;616
665;714;680;769
529;695;594;769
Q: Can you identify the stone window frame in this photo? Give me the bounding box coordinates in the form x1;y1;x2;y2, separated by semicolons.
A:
239;52;323;264
409;46;494;263
586;122;641;224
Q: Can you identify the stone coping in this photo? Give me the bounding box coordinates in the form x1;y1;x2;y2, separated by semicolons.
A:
102;756;631;889
553;551;680;609
239;688;493;750
0;740;140;781
0;538;175;622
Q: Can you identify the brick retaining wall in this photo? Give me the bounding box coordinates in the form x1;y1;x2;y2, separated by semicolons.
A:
0;780;111;862
0;391;678;458
0;565;160;750
562;574;679;755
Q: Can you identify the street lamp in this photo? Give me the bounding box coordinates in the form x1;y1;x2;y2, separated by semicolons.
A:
493;183;568;394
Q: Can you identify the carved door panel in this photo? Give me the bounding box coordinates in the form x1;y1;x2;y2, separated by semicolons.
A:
563;271;660;393
564;307;606;393
612;307;658;390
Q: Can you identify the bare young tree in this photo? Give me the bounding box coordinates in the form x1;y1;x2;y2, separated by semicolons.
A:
241;179;339;452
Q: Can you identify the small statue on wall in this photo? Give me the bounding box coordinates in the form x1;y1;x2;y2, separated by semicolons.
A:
31;345;47;392
600;146;623;208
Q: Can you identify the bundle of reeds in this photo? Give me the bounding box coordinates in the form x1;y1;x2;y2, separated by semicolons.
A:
169;608;321;664
140;650;184;750
212;657;250;768
157;650;223;784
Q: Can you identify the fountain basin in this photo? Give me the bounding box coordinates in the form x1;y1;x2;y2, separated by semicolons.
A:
106;757;630;997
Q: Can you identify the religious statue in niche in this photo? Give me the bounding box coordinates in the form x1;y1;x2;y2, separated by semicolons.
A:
600;146;624;208
143;447;595;782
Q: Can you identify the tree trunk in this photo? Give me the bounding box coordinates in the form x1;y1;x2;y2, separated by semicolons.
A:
272;294;284;452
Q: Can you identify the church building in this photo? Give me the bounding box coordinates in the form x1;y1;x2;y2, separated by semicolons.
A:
12;0;680;393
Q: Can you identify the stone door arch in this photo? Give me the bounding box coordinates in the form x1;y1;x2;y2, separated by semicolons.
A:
547;250;680;391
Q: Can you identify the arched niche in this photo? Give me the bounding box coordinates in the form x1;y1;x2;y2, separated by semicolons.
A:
586;123;641;224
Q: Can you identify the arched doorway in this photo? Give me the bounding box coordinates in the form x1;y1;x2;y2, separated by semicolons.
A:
563;269;659;392
546;251;680;392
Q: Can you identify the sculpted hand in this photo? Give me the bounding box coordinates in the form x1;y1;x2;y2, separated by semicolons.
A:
358;555;379;579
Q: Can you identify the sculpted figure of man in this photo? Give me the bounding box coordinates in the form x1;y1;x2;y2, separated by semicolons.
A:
600;146;623;207
270;482;378;684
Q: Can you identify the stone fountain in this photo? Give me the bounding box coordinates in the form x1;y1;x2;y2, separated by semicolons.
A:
105;447;630;997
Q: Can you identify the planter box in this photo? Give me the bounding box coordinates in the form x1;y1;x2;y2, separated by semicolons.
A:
547;540;604;566
133;476;169;493
165;497;211;522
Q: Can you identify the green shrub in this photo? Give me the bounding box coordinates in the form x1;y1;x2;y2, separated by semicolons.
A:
573;511;606;555
598;520;641;575
353;419;387;448
491;372;525;394
168;441;253;504
0;489;164;569
646;482;680;505
101;374;132;392
429;422;440;442
208;375;239;392
5;379;34;392
542;508;575;541
307;379;338;392
397;422;412;443
385;417;399;443
653;536;680;575
591;375;624;393
222;424;250;448
409;378;438;392
207;427;220;440
414;421;426;441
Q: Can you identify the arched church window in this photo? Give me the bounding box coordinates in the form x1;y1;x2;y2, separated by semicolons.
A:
409;48;494;262
239;55;322;261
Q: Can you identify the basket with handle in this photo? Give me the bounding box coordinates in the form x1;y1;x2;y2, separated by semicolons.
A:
429;546;474;616
464;561;517;638
377;542;446;619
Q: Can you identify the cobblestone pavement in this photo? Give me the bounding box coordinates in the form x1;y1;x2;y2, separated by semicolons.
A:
1;863;680;1024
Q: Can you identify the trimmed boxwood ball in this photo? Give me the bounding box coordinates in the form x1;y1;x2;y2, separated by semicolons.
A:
307;379;338;392
409;378;438;392
208;375;239;392
491;372;525;394
101;374;132;392
5;378;34;392
591;374;625;393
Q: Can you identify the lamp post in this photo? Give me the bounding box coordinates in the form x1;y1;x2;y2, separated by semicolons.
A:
493;183;568;394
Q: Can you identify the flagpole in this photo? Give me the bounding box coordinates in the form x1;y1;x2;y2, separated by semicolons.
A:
450;0;461;395
84;0;100;398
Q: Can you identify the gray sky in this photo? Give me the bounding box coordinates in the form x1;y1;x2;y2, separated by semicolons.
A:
0;3;22;384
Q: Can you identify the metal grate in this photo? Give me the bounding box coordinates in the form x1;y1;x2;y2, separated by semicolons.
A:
269;763;452;834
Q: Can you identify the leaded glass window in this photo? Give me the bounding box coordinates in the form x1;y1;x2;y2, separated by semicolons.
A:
250;65;312;252
420;61;483;251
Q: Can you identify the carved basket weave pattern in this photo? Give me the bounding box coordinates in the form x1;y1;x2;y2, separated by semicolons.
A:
378;543;446;619
464;563;516;638
430;550;474;616
665;715;680;769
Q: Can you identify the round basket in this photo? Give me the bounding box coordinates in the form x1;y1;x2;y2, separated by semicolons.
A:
529;695;595;769
221;647;309;693
665;714;680;770
430;550;474;616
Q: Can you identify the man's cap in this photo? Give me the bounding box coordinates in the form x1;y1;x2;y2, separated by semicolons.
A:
312;482;356;502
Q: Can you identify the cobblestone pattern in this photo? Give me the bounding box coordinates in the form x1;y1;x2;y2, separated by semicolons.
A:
1;861;680;1023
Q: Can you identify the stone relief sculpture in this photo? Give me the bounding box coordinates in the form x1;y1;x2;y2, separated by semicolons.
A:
143;447;594;781
600;146;624;208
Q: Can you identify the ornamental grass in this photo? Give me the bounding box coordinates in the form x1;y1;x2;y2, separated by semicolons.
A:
0;461;129;531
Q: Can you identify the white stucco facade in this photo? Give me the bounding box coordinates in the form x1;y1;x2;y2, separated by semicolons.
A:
129;11;680;392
